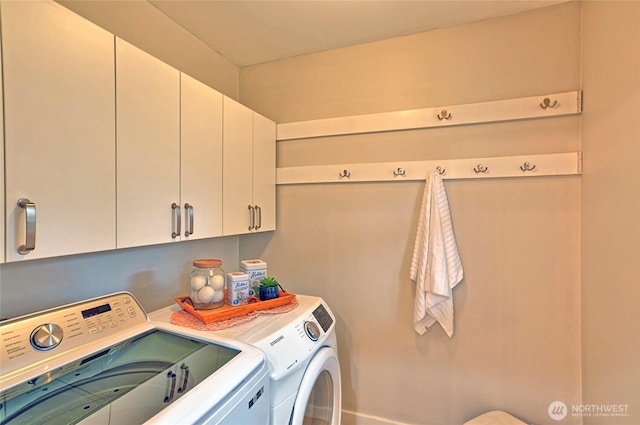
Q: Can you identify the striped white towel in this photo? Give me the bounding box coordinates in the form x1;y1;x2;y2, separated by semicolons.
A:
410;170;463;337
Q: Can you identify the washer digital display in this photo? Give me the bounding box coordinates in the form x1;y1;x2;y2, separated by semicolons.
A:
81;303;112;319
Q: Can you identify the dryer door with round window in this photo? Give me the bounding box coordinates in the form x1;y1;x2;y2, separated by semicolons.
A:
290;346;341;425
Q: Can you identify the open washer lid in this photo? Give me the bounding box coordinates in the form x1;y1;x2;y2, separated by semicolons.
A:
0;292;266;425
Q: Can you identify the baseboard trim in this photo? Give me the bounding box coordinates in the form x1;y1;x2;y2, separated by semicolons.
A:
341;409;419;425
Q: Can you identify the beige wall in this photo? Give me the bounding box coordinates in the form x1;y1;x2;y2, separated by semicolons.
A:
241;3;583;424
581;2;640;424
240;2;580;123
1;237;240;319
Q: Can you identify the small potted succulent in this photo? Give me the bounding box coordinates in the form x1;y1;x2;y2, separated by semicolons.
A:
258;277;280;301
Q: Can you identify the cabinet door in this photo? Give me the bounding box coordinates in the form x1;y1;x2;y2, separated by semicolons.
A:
222;97;254;236
252;113;276;232
116;38;180;249
2;1;116;262
181;74;223;240
1;38;4;264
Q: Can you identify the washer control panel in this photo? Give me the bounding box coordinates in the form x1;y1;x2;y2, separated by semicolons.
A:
30;323;64;351
0;292;147;377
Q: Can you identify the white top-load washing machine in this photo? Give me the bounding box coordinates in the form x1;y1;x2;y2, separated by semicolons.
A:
0;292;271;425
151;294;341;425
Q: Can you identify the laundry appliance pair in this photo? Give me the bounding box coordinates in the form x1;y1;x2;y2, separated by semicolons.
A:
150;293;342;425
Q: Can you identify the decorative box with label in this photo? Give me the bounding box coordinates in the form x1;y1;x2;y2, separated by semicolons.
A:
240;259;267;288
226;272;253;306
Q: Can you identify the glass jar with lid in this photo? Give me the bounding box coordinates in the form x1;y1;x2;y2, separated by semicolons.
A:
189;259;225;309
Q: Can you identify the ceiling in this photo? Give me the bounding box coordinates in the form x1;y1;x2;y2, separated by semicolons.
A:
150;0;570;67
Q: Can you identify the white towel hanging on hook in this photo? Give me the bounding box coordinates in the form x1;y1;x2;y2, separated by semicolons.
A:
410;170;464;337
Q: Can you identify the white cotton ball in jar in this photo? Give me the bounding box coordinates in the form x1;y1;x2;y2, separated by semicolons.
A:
197;285;215;304
210;274;225;290
211;289;224;303
190;275;207;291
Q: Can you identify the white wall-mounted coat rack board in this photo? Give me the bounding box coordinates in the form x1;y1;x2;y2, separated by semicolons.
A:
277;91;582;141
276;152;582;185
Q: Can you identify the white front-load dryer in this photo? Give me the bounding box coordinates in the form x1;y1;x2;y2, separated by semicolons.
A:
151;294;341;425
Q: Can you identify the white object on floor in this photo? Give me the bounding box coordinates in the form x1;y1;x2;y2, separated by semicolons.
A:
410;170;463;337
464;410;528;425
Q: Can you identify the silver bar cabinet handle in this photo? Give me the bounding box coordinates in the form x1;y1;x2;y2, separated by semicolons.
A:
248;205;255;231
171;203;181;239
255;205;262;230
17;198;36;255
184;203;194;237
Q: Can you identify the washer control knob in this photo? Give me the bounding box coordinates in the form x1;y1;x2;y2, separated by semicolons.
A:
30;323;64;351
304;321;321;341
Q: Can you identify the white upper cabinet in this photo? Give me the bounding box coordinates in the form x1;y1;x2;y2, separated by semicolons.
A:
252;113;277;232
180;73;224;241
223;97;276;235
2;1;116;262
115;38;181;249
1;1;274;260
223;98;254;235
0;38;4;264
116;40;224;247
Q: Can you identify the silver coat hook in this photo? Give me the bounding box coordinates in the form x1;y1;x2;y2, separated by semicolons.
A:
393;167;406;177
435;166;446;175
540;98;558;109
339;169;351;178
520;162;537;172
437;109;453;121
473;164;489;174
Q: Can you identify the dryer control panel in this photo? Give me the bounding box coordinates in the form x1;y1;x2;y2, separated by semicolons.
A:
254;299;336;381
0;292;147;378
303;304;333;341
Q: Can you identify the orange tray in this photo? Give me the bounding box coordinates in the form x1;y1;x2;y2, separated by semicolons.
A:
175;291;296;324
